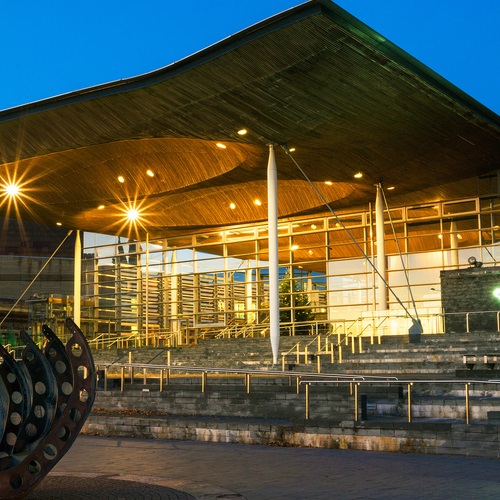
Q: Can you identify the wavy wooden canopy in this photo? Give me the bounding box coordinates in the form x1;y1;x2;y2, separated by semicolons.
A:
0;0;499;241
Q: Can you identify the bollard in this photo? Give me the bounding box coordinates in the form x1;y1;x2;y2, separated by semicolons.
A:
338;345;343;363
354;383;359;421
160;369;164;392
317;355;321;374
143;367;147;385
202;371;207;393
246;373;251;394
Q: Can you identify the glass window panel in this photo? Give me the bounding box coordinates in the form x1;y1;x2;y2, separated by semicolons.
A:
443;200;476;215
328;213;364;229
407;205;440;219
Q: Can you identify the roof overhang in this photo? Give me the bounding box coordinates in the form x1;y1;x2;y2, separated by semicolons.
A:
0;0;499;240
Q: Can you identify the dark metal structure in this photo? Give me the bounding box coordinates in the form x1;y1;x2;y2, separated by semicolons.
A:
0;318;95;499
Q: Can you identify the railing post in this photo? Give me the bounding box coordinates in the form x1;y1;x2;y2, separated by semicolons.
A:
246;373;251;394
358;336;363;353
354;383;359;421
296;343;300;364
317;355;321;374
465;383;470;424
103;367;108;392
407;382;412;423
351;335;355;354
143;367;147;385
159;369;164;392
304;346;308;364
305;383;310;420
281;355;285;372
338;345;343;364
466;312;470;333
330;342;334;363
202;371;207;393
120;366;125;392
296;376;300;394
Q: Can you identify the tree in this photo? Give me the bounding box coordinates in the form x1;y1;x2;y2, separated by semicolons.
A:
279;271;314;328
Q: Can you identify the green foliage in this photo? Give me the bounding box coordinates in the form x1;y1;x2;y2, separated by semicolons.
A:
279;272;314;326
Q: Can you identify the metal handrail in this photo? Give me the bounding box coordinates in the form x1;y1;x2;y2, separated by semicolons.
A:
300;378;500;423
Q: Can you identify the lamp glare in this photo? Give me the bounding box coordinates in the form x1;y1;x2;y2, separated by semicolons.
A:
127;209;139;221
5;184;19;197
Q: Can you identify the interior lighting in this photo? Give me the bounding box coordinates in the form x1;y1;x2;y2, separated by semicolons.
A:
354;172;363;179
310;224;317;230
56;222;62;226
387;186;395;191
324;181;333;186
237;129;248;136
291;244;299;251
5;183;19;197
229;202;236;210
457;234;463;239
308;250;314;255
438;234;443;239
288;147;296;152
97;205;105;210
493;288;500;300
118;176;125;183
254;199;262;206
146;169;155;177
127;209;139;221
216;143;227;149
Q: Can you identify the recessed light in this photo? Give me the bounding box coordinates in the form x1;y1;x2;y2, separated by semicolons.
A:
325;181;333;186
216;143;227;149
56;222;62;226
118;176;125;183
146;169;155;177
229;202;236;210
387;186;395;191
98;205;105;210
4;184;19;197
127;209;139;221
354;172;363;179
254;199;262;206
288;147;296;152
291;244;299;251
237;129;247;136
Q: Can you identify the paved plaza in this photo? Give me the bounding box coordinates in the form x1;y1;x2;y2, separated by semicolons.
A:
29;435;500;499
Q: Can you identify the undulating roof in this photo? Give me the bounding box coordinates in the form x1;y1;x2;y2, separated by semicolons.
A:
0;0;499;240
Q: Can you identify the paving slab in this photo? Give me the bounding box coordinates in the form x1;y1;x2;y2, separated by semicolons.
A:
31;435;500;499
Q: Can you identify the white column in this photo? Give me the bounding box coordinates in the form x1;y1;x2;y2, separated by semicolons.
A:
267;144;280;363
171;250;180;344
450;221;459;268
375;185;387;310
73;230;82;326
145;232;149;344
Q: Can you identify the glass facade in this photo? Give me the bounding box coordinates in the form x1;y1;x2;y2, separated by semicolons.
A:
73;193;500;343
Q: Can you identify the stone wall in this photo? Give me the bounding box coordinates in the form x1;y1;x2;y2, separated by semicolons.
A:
82;414;500;459
441;266;500;333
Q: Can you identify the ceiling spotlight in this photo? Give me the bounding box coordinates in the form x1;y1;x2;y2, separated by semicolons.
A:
5;183;20;197
216;143;227;149
229;202;236;210
146;169;155;177
118;176;125;183
354;172;363;179
387;186;395;191
127;209;139;221
56;222;62;226
288;147;296;152
324;181;333;186
98;205;105;210
291;244;299;251
237;129;248;136
254;199;262;206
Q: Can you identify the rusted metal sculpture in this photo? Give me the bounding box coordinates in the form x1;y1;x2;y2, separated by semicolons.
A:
0;318;95;498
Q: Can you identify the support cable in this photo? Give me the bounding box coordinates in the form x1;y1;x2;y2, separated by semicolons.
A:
380;184;420;324
280;145;421;328
0;229;74;329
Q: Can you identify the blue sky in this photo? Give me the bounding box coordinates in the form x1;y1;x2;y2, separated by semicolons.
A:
1;0;499;114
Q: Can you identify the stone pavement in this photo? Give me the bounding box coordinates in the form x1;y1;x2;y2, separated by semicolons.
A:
34;435;500;499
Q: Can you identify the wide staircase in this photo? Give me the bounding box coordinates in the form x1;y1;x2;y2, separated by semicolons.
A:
86;331;500;456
